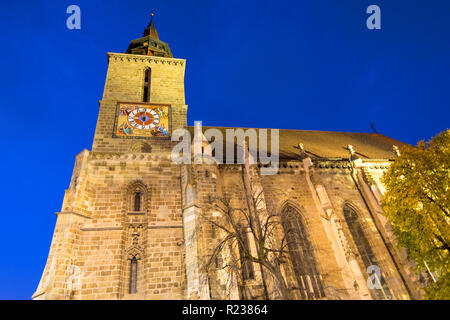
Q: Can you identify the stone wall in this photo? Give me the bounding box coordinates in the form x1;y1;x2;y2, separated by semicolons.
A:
34;151;423;299
34;151;185;299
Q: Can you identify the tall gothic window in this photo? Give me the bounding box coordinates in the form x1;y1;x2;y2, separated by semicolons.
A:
281;205;325;299
237;225;255;280
134;192;141;212
129;257;138;294
143;68;151;102
343;204;392;300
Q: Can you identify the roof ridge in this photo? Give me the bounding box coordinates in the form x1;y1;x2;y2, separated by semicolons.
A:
187;125;380;135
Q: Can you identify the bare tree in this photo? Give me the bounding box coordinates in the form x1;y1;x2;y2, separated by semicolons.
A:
196;166;297;300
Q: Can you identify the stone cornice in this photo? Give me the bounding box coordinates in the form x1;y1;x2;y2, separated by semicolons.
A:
107;52;185;66
56;211;92;219
148;225;183;229
80;225;183;231
312;159;391;170
87;152;392;170
81;226;122;231
89;152;173;161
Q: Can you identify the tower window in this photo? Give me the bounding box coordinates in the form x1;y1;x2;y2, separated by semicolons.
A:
134;192;141;212
143;68;152;102
129;257;138;294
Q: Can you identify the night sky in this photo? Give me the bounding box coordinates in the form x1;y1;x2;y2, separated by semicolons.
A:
0;0;448;299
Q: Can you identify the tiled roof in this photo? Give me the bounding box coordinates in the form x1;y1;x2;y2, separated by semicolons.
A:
187;126;407;160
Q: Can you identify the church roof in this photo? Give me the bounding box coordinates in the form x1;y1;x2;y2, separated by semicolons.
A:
187;126;407;161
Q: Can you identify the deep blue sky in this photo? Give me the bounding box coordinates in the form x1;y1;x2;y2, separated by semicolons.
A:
0;0;448;299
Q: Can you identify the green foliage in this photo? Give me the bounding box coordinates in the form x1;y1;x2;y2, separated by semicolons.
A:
382;129;450;299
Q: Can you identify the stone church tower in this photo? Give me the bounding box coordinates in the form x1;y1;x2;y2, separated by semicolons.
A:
33;15;424;300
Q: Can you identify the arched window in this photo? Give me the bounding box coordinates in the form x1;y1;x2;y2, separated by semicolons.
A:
143;68;151;102
126;181;148;215
281;205;325;299
343;204;392;300
129;256;138;294
237;225;254;280
134;192;141;212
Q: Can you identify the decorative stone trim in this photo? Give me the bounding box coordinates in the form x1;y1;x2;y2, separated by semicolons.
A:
90;152;172;161
107;52;185;66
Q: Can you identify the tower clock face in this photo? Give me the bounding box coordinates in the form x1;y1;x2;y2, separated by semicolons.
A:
115;103;171;138
127;108;159;129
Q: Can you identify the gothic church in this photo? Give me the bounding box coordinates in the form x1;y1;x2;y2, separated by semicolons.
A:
33;15;424;300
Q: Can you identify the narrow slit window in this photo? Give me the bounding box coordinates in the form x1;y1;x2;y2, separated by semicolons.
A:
211;223;216;239
143;87;148;102
134;192;141;212
129;257;138;294
215;257;220;269
143;68;151;102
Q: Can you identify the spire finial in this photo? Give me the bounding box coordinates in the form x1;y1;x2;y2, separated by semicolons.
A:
143;10;159;39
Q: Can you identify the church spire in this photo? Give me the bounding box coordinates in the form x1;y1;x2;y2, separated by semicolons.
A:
143;12;159;39
126;11;173;58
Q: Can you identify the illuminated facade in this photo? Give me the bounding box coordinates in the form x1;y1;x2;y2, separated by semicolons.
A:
33;15;424;300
